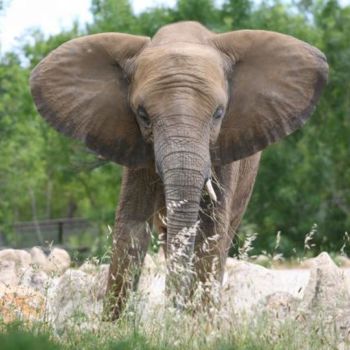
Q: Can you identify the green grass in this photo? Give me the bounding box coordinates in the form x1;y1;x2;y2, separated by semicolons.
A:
0;322;60;350
0;309;346;350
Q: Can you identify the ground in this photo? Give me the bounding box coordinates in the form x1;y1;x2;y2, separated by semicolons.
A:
1;248;350;349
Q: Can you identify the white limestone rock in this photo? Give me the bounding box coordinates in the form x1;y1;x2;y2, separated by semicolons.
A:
46;248;71;275
46;269;103;332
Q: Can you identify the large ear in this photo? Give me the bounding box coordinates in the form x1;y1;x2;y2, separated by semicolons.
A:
30;33;153;167
210;30;328;164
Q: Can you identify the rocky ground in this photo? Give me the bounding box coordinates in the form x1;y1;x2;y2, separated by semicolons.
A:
1;247;350;344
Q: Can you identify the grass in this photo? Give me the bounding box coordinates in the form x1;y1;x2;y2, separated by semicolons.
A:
0;305;347;350
0;322;60;350
1;223;350;349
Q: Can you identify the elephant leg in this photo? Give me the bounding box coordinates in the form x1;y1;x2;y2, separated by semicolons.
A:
105;166;159;320
193;162;240;306
193;152;261;306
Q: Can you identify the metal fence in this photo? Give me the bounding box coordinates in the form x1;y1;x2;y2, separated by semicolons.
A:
0;218;99;252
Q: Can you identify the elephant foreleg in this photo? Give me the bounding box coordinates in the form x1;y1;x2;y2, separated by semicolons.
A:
193;162;240;307
193;153;261;308
105;167;159;320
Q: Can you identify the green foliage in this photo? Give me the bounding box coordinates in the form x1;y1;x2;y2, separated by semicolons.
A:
0;323;60;350
173;0;220;25
89;0;137;33
0;28;122;235
0;0;349;256
222;0;253;29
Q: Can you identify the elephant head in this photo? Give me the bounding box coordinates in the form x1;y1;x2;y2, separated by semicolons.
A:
30;22;328;304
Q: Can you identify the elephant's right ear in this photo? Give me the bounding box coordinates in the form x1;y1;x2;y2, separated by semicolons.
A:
30;33;153;167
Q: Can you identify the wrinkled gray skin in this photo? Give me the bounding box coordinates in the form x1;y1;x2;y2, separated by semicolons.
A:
29;21;328;320
108;153;261;318
106;27;263;318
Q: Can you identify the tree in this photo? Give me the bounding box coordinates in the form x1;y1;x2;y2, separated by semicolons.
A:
88;0;138;33
1;0;349;256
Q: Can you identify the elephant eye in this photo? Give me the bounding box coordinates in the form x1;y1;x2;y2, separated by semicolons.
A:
137;106;151;128
213;106;224;120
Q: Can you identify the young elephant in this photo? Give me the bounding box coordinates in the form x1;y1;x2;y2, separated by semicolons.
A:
30;21;328;319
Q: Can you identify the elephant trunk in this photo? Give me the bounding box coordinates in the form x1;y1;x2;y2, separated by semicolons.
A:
164;169;204;307
154;129;211;307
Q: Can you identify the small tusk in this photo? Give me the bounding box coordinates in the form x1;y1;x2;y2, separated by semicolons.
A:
205;179;217;202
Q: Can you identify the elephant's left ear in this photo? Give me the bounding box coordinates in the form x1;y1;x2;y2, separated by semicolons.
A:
210;30;329;164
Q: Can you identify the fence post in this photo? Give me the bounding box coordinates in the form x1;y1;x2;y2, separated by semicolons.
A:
58;221;63;244
0;231;4;247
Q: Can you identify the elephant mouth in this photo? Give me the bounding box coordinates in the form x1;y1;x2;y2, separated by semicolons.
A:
155;159;217;202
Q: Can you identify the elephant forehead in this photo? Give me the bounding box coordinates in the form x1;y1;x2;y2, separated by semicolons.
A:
135;45;225;84
131;46;227;111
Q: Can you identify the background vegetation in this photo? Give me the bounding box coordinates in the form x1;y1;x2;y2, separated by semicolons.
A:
0;0;349;257
0;317;343;350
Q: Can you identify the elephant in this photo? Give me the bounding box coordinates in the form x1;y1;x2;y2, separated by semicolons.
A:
30;21;328;319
